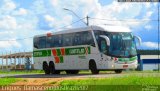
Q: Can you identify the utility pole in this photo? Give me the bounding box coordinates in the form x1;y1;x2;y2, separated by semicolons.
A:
86;16;89;26
63;8;88;26
158;2;160;71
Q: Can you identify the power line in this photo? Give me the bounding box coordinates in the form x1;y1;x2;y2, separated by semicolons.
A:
89;17;158;22
0;17;86;42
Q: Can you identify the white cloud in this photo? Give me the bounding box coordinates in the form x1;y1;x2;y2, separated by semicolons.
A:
0;40;21;49
141;42;159;49
13;8;28;16
144;25;152;30
44;15;54;22
0;15;18;30
3;0;16;11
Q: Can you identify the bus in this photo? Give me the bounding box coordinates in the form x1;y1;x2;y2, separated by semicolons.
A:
33;25;141;74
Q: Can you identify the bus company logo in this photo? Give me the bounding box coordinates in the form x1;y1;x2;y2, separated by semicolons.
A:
69;48;85;55
34;51;42;57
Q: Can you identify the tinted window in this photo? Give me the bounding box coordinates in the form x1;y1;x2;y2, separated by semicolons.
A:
63;33;73;46
34;37;39;48
73;31;95;46
46;36;52;48
39;36;46;48
52;35;62;47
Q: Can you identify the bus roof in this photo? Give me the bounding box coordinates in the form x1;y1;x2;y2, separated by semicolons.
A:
35;25;131;37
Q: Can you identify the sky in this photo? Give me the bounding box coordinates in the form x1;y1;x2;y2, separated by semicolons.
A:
0;0;159;53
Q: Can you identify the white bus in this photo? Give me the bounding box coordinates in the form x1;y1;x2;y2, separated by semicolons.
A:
33;25;141;74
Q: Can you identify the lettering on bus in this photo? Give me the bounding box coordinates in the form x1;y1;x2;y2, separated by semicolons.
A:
33;50;51;57
65;47;90;55
69;48;85;55
34;52;42;57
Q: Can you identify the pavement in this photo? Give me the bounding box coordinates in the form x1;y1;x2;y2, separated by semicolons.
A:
1;72;160;78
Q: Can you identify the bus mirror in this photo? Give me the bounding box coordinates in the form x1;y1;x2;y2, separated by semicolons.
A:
100;35;110;46
134;35;141;46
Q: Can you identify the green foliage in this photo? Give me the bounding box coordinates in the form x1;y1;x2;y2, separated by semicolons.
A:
0;70;44;74
0;78;18;86
60;76;160;85
54;76;160;91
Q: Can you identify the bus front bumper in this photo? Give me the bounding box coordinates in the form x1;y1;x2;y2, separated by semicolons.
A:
113;61;138;69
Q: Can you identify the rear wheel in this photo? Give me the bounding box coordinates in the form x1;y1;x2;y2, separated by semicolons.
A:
115;69;123;74
89;61;99;74
49;61;60;74
43;61;50;75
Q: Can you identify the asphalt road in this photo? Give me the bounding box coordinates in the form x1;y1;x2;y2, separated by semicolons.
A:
1;72;160;78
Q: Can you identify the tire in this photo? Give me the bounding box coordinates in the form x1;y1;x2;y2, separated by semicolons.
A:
115;69;123;74
89;61;99;74
65;70;79;74
49;61;60;74
43;61;50;75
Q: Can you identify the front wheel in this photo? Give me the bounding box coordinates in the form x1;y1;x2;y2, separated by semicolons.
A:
89;61;99;74
115;69;123;74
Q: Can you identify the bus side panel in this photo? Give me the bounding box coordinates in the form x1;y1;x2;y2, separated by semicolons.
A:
34;57;48;70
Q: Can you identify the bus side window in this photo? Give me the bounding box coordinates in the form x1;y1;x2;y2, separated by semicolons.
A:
52;35;62;47
73;31;95;46
73;33;81;46
86;31;95;46
63;33;73;46
39;36;46;48
34;37;39;49
46;36;52;48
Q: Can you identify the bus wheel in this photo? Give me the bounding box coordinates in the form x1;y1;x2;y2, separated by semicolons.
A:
49;61;60;74
115;69;122;74
43;61;50;75
89;61;99;74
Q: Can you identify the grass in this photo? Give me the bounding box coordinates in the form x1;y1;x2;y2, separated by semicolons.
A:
0;78;18;86
60;76;160;85
0;70;44;74
46;75;160;91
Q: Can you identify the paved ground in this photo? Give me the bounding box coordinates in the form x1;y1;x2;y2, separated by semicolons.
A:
1;72;160;78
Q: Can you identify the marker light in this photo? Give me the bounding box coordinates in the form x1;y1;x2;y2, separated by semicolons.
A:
114;57;118;61
47;33;52;37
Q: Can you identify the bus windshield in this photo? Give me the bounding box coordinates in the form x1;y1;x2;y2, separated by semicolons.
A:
108;32;137;58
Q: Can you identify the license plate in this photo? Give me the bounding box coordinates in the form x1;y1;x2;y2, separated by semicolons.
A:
123;65;128;68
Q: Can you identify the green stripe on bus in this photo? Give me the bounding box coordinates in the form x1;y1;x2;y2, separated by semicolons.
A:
33;50;51;57
33;47;91;57
118;56;137;62
88;47;91;54
59;56;63;63
56;49;61;56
